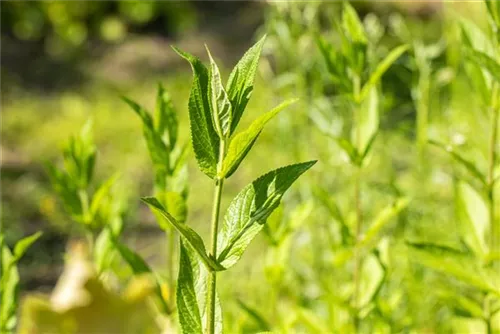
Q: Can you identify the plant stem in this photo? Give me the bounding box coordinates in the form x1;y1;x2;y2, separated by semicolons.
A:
488;85;499;256
352;75;363;331
167;229;176;310
207;141;226;334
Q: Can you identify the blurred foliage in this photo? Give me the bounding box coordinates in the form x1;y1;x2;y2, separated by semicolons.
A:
2;1;500;333
1;1;197;58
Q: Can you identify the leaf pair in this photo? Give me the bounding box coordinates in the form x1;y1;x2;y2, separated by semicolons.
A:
1;232;42;332
173;36;266;179
46;123;120;230
123;84;180;175
317;2;409;103
143;161;316;272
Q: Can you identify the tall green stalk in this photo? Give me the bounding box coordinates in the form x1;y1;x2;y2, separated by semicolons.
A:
207;141;226;334
352;75;363;329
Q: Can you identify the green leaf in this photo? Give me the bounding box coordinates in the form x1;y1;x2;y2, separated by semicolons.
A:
12;232;42;263
429;140;487;185
0;246;19;332
226;35;266;134
334;137;361;166
89;174;119;218
407;243;499;294
237;299;271;331
122;96;154;129
359;198;409;249
94;218;123;273
456;181;489;258
437;289;484;319
172;46;220;178
486;0;500;28
313;186;352;244
353;86;378;154
217;161;316;269
220;99;298;178
206;46;232;138
123;96;170;168
359;44;409;102
342;2;367;45
177;241;223;334
358;253;385;307
141;197;223;271
155;83;178;149
465;48;500;83
112;237;170;314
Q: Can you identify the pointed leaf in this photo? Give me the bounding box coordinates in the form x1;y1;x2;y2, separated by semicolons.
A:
359;44;409;102
358;253;385;307
177;241;223;334
457;181;489;258
407;243;499;294
466;48;500;83
217;161;316;269
237;299;271;331
142;197;223;271
359;198;409;249
226;35;266;134
429;140;486;185
335;137;361;166
155;83;179;149
123;97;170;167
342;2;367;44
13;232;42;264
353;86;378;154
172;46;220;178
0;246;19;332
220;99;298;178
206;47;232;138
89;174;119;218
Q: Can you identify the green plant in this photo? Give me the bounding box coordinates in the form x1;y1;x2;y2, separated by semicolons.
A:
45;121;125;275
123;83;188;312
315;2;409;331
138;36;315;334
408;1;500;332
0;231;42;332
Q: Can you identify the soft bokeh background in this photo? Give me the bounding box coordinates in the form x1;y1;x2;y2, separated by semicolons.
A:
1;1;497;332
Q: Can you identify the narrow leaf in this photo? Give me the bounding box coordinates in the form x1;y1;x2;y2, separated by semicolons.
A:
359;198;409;249
342;2;367;44
237;299;271;331
13;232;42;263
359;44;409;102
466;48;500;83
217;161;316;269
226;35;266;134
176;242;203;334
177;241;223;334
155;83;178;149
142;197;223;271
358;253;385;307
220;99;298;178
172;46;220;178
429;140;486;185
407;243;499;295
206;47;232;138
456;181;489;258
353;86;378;154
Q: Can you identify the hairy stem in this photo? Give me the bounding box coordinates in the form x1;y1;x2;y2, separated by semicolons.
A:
207;141;226;334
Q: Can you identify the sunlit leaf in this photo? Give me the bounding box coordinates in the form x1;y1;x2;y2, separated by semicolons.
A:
220;99;298;178
226;35;266;134
142;197;223;271
217;161;316;269
172;46;220;178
